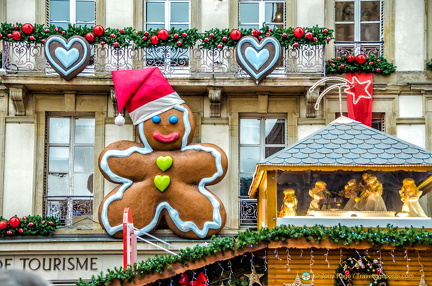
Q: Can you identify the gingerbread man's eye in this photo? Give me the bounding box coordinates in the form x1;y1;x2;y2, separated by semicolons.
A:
169;115;178;124
152;115;161;123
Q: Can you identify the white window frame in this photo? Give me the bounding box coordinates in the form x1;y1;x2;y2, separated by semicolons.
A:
145;0;190;30
239;0;285;29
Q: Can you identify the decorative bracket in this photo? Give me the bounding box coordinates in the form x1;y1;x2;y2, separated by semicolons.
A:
9;85;28;116
110;88;118;116
207;88;223;118
306;88;319;118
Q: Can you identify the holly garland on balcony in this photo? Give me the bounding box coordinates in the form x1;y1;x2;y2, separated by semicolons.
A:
326;54;396;75
0;215;60;237
0;22;333;50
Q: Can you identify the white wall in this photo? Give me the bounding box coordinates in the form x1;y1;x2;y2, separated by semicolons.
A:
105;0;134;28
298;124;325;140
201;0;230;30
399;95;423;117
6;0;35;23
394;0;425;71
396;124;426;148
3;123;35;217
297;0;325;27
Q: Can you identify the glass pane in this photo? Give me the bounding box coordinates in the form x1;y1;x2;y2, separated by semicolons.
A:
240;147;260;173
171;24;189;30
50;0;70;22
265;146;284;158
239;3;259;25
361;23;380;41
171;2;188;23
265;119;285;144
361;1;380;21
239;173;253;196
50;22;70;29
73;173;93;196
74;118;95;144
50;118;70;144
47;173;69;196
240;119;260;144
49;147;69;173
335;2;354;22
76;0;95;22
265;3;284;24
335;23;354;41
239;24;259;30
146;24;164;30
74;147;94;172
146;2;165;23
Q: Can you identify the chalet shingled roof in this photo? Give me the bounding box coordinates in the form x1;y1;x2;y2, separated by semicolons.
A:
261;116;432;166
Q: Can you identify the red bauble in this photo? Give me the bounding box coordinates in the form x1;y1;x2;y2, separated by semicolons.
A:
29;36;35;41
150;35;159;45
217;44;223;49
110;34;115;38
323;28;329;33
340;64;345;68
144;31;149;36
313;37;318;41
356;54;367;64
41;39;46;44
48;221;54;225
28;222;34;227
157;29;169;40
305;32;313;39
258;36;263;40
230;29;242;40
265;32;270;36
12;31;21;41
93;25;105;36
6;230;12;235
0;33;2;39
119;29;124;34
346;54;355;62
113;42;120;47
142;36;148;40
252;29;260;36
293;27;305;38
13;25;19;30
344;270;350;275
18;228;24;233
85;33;95;42
369;61;374;65
54;27;59;32
0;220;7;229
376;68;381;73
174;34;179;38
61;31;65;35
222;36;227;41
9;216;21;228
100;41;106;46
204;37;209;42
176;41;182;46
282;33;287;38
182;32;187;37
22;23;34;34
326;36;332;41
178;273;190;286
293;42;299;47
376;268;382;274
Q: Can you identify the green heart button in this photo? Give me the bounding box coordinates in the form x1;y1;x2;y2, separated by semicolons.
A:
156;156;173;172
154;175;170;192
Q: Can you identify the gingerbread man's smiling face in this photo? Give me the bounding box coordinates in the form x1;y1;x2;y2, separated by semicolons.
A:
141;104;196;151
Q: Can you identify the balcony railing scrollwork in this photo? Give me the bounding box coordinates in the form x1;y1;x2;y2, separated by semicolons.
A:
2;41;326;77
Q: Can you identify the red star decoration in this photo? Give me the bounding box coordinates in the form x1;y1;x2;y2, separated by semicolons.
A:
344;76;372;104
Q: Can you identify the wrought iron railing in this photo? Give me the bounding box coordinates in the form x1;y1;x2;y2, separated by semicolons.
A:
44;196;94;228
239;196;257;228
1;41;326;77
334;41;383;57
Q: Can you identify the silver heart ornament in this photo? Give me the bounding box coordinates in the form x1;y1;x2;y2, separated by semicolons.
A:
236;36;282;84
44;35;90;81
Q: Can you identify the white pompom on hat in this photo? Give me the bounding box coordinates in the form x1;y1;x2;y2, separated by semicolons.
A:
111;67;185;126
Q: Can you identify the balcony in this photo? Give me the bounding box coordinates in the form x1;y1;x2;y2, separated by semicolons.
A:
1;41;326;78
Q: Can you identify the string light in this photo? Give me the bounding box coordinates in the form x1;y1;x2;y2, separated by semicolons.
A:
300;249;303;258
204;267;209;286
310;249;315;285
227;259;233;285
324;249;330;268
285;248;291;272
390;250;396;262
403;250;410;274
169;278;173;286
339;249;343;264
263;250;268;273
218;261;224;277
416;250;425;278
274;249;282;261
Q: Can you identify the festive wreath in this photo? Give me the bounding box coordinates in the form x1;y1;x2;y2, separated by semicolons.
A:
335;255;388;286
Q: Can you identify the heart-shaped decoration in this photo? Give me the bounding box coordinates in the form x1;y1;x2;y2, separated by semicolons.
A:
156;156;173;172
44;35;90;81
236;36;282;84
154;175;171;192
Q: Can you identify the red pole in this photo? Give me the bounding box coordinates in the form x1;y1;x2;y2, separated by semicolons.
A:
123;207;133;268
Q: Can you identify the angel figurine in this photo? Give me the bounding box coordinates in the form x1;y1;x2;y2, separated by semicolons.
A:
399;178;427;217
279;189;298;217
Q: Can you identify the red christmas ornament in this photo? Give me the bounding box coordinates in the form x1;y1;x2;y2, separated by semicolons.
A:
41;221;46;224
150;35;159;45
265;32;270;36
0;220;7;229
305;32;313;39
85;33;95;42
328;59;333;63
258;36;263;40
28;222;34;227
113;42;120;47
346;54;355;62
340;64;345;68
177;41;182;46
13;25;19;30
313;37;318;41
356;54;367;64
119;29;124;34
376;268;382;274
12;31;21;41
178;273;190;286
182;33;187;37
282;33;287;38
376;59;381;62
7;33;12;38
157;29;169;40
29;36;35;41
144;31;149;36
189;281;196;286
6;230;12;235
230;29;242;40
323;28;329;33
44;29;50;33
344;270;350;275
18;228;24;233
204;37;209;42
222;36;227;41
209;33;214;38
293;42;299;47
174;34;179;38
293;27;305;38
9;216;21;228
61;31;65;35
100;41;106;46
142;36;148;41
217;44;223;49
0;33;3;39
48;221;54;225
22;23;34;34
93;25;105;36
252;29;260;36
41;39;46;44
54;27;59;32
326;36;332;41
376;68;381;73
369;61;374;65
331;63;335;67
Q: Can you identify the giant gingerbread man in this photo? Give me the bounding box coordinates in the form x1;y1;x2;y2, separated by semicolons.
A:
98;68;228;239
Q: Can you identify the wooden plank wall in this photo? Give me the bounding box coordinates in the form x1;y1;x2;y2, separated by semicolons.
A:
267;248;431;286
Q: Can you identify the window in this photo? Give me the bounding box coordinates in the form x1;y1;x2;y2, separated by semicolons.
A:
239;116;286;227
239;0;285;29
337;112;385;132
334;0;383;56
45;115;95;228
48;0;95;29
145;0;190;30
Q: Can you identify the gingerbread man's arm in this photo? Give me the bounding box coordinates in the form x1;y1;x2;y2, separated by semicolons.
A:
98;140;153;183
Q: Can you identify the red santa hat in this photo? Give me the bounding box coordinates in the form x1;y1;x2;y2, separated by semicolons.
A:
112;67;185;125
